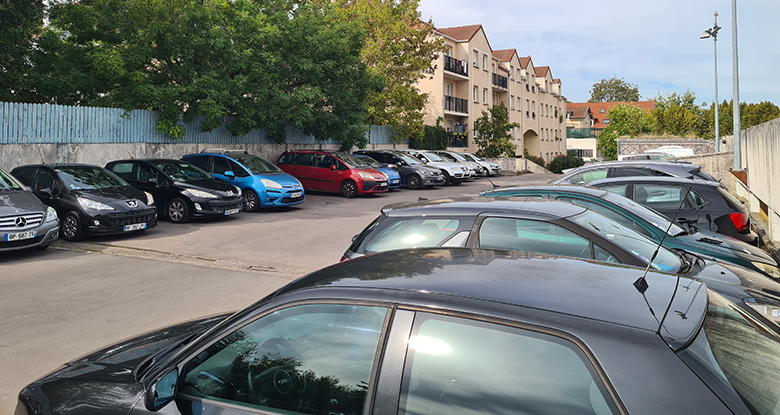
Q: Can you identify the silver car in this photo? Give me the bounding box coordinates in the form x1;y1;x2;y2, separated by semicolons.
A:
396;150;471;185
459;152;501;176
0;168;59;251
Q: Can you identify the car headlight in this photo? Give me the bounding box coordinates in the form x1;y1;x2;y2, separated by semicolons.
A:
77;197;115;211
260;178;283;190
358;171;374;180
45;206;58;223
183;189;218;199
234;186;242;197
752;261;780;280
144;192;155;206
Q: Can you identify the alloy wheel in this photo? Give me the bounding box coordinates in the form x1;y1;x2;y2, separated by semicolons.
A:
168;200;186;222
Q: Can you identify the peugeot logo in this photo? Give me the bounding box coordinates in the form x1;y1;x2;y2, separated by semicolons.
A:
15;217;27;227
126;200;138;208
226;191;233;196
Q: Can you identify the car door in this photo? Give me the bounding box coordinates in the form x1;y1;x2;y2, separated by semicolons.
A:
632;183;699;227
135;162;172;208
314;153;341;192
292;152;318;190
138;302;390;415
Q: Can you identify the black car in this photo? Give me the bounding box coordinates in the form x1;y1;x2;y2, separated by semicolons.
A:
587;176;756;244
553;160;716;185
16;248;780;415
11;163;157;241
480;184;780;280
353;149;445;189
106;159;243;223
0;167;59;251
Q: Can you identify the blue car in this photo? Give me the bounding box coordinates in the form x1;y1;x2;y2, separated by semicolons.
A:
181;150;304;211
353;154;402;189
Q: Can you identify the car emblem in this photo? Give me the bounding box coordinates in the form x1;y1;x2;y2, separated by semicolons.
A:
15;216;27;227
126;200;138;208
226;191;233;196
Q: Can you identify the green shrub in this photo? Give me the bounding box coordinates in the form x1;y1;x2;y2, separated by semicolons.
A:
409;123;448;150
523;148;546;168
546;152;584;174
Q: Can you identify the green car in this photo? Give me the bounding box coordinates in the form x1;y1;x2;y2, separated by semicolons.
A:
480;184;780;280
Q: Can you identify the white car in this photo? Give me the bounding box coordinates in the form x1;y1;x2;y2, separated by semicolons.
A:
459;152;501;176
398;150;471;185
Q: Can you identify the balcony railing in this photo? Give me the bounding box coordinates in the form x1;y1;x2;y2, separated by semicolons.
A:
444;55;468;77
448;133;468;147
492;73;508;89
444;95;468;114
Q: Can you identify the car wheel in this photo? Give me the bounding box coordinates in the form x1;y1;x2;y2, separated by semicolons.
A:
340;180;358;198
442;171;452;185
406;174;422;190
61;211;84;242
167;198;190;223
243;190;260;212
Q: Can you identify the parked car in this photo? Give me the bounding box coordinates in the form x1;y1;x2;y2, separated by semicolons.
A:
181;150;304;211
552;160;716;185
352;154;402;189
645;145;695;157
432;150;486;176
276;150;388;197
352;149;445;189
0;167;59;251
17;247;780;415
618;152;677;161
459;151;501;176
11;163;156;241
480;184;780;280
396;149;472;185
106;159;243;223
587;176;756;244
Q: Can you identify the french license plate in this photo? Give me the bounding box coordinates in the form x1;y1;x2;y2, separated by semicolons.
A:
123;223;146;232
4;230;37;242
380;182;387;187
391;179;400;184
290;192;302;198
224;208;240;216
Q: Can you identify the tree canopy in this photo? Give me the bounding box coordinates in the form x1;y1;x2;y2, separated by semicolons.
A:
473;102;518;158
588;76;640;103
0;0;44;102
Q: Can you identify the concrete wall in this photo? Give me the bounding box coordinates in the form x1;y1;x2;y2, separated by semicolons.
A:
739;118;780;246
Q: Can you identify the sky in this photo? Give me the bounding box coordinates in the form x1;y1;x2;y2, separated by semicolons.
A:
418;0;780;106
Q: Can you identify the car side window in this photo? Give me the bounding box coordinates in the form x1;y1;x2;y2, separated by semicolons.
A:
33;170;61;194
611;167;657;178
555;196;651;237
398;313;619;415
110;162;134;180
277;153;297;165
296;153;315;167
478;217;592;260
180;304;387;415
136;163;158;183
211;157;232;175
567;168;607;185
12;168;36;186
228;160;250;177
184;156;209;171
634;184;691;210
690;189;708;208
314;154;334;169
597;184;628;197
594;244;619;263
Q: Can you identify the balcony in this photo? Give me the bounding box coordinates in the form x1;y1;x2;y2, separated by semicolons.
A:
444;55;468;77
444;95;468;114
448;132;468;147
492;73;508;89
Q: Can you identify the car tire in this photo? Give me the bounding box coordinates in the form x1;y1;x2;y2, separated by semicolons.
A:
442;171;452;185
243;189;260;212
61;211;84;242
167;198;190;223
406;174;422;190
340;180;358;198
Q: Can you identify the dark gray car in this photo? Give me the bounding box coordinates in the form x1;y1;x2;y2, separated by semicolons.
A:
0;167;59;251
553;160;716;185
353;150;445;189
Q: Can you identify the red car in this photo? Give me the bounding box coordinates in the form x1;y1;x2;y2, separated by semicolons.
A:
276;150;389;197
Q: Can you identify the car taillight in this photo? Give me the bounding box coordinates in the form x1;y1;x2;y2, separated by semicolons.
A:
339;255;349;262
729;212;749;232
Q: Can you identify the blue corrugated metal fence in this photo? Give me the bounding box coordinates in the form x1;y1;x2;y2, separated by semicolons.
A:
0;102;399;145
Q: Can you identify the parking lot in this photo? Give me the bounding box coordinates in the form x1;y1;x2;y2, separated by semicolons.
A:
0;173;557;412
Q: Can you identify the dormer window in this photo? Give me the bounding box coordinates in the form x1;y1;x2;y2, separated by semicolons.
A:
599;109;606;113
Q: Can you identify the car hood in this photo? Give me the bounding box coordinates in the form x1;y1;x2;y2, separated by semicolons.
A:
174;179;237;194
73;187;150;207
675;229;777;266
376;167;400;179
17;313;230;415
0;189;47;214
254;172;302;187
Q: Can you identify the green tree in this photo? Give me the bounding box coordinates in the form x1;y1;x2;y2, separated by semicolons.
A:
324;0;447;143
597;128;618;161
473;102;518;158
743;101;780;128
651;91;701;136
588;76;640;103
26;0;378;148
409;119;448;150
0;0;45;101
605;103;655;137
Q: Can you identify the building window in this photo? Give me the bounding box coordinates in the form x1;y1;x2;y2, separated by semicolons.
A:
602;119;611;125
483;55;487;70
473;50;478;68
483;88;487;104
510;95;514;110
446;83;452;96
473;86;478;102
599;108;606;113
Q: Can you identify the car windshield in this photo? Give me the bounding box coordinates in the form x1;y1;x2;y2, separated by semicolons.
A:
333;152;370;168
57;166;128;189
570;210;681;273
602;191;687;236
153;160;212;181
436;152;457;162
421;152;445;162
394;153;423;165
0;169;23;190
463;153;483;161
447;152;468;161
233;155;281;174
356;156;382;168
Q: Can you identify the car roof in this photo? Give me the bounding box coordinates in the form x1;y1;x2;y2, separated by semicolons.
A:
486;184;611;198
588;176;720;187
14;163;100;170
379;196;588;219
273;247;700;338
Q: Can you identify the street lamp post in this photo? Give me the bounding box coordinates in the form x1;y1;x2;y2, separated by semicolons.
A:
701;12;721;152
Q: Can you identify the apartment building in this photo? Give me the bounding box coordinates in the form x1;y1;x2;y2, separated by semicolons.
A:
418;24;567;162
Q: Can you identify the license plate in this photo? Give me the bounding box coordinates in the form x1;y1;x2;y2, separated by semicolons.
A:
391;179;400;184
380;182;387;187
123;223;147;232
4;230;37;242
224;208;240;216
290;192;302;198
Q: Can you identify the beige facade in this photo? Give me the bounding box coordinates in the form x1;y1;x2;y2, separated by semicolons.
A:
418;24;567;163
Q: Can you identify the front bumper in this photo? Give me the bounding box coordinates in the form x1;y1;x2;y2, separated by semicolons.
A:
191;197;243;217
0;220;59;251
422;174;445;186
84;208;158;235
262;187;305;207
361;180;389;194
388;177;402;189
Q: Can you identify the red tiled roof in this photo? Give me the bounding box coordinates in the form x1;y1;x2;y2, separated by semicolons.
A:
566;105;591;120
553;78;561;84
492;49;517;62
568;101;655;129
535;66;550;77
518;56;532;69
437;25;483;42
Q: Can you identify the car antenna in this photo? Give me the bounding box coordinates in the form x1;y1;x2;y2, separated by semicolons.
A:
128;151;134;160
633;185;694;293
485;176;500;189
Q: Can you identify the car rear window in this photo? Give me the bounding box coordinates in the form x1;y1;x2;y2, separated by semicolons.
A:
363;217;472;254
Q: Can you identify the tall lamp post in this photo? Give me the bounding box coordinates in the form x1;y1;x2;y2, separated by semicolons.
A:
700;11;721;152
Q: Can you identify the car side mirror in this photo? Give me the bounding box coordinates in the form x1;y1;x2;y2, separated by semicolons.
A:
147;177;159;187
387;163;398;169
144;368;178;412
36;187;54;202
330;164;337;171
224;170;236;180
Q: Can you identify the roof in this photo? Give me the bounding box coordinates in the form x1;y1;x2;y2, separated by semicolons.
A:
492;49;516;62
535;66;550;78
553;78;562;84
436;24;484;42
274;247;697;334
518;56;532;69
379;196;587;219
567;106;592;120
567;102;655;129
